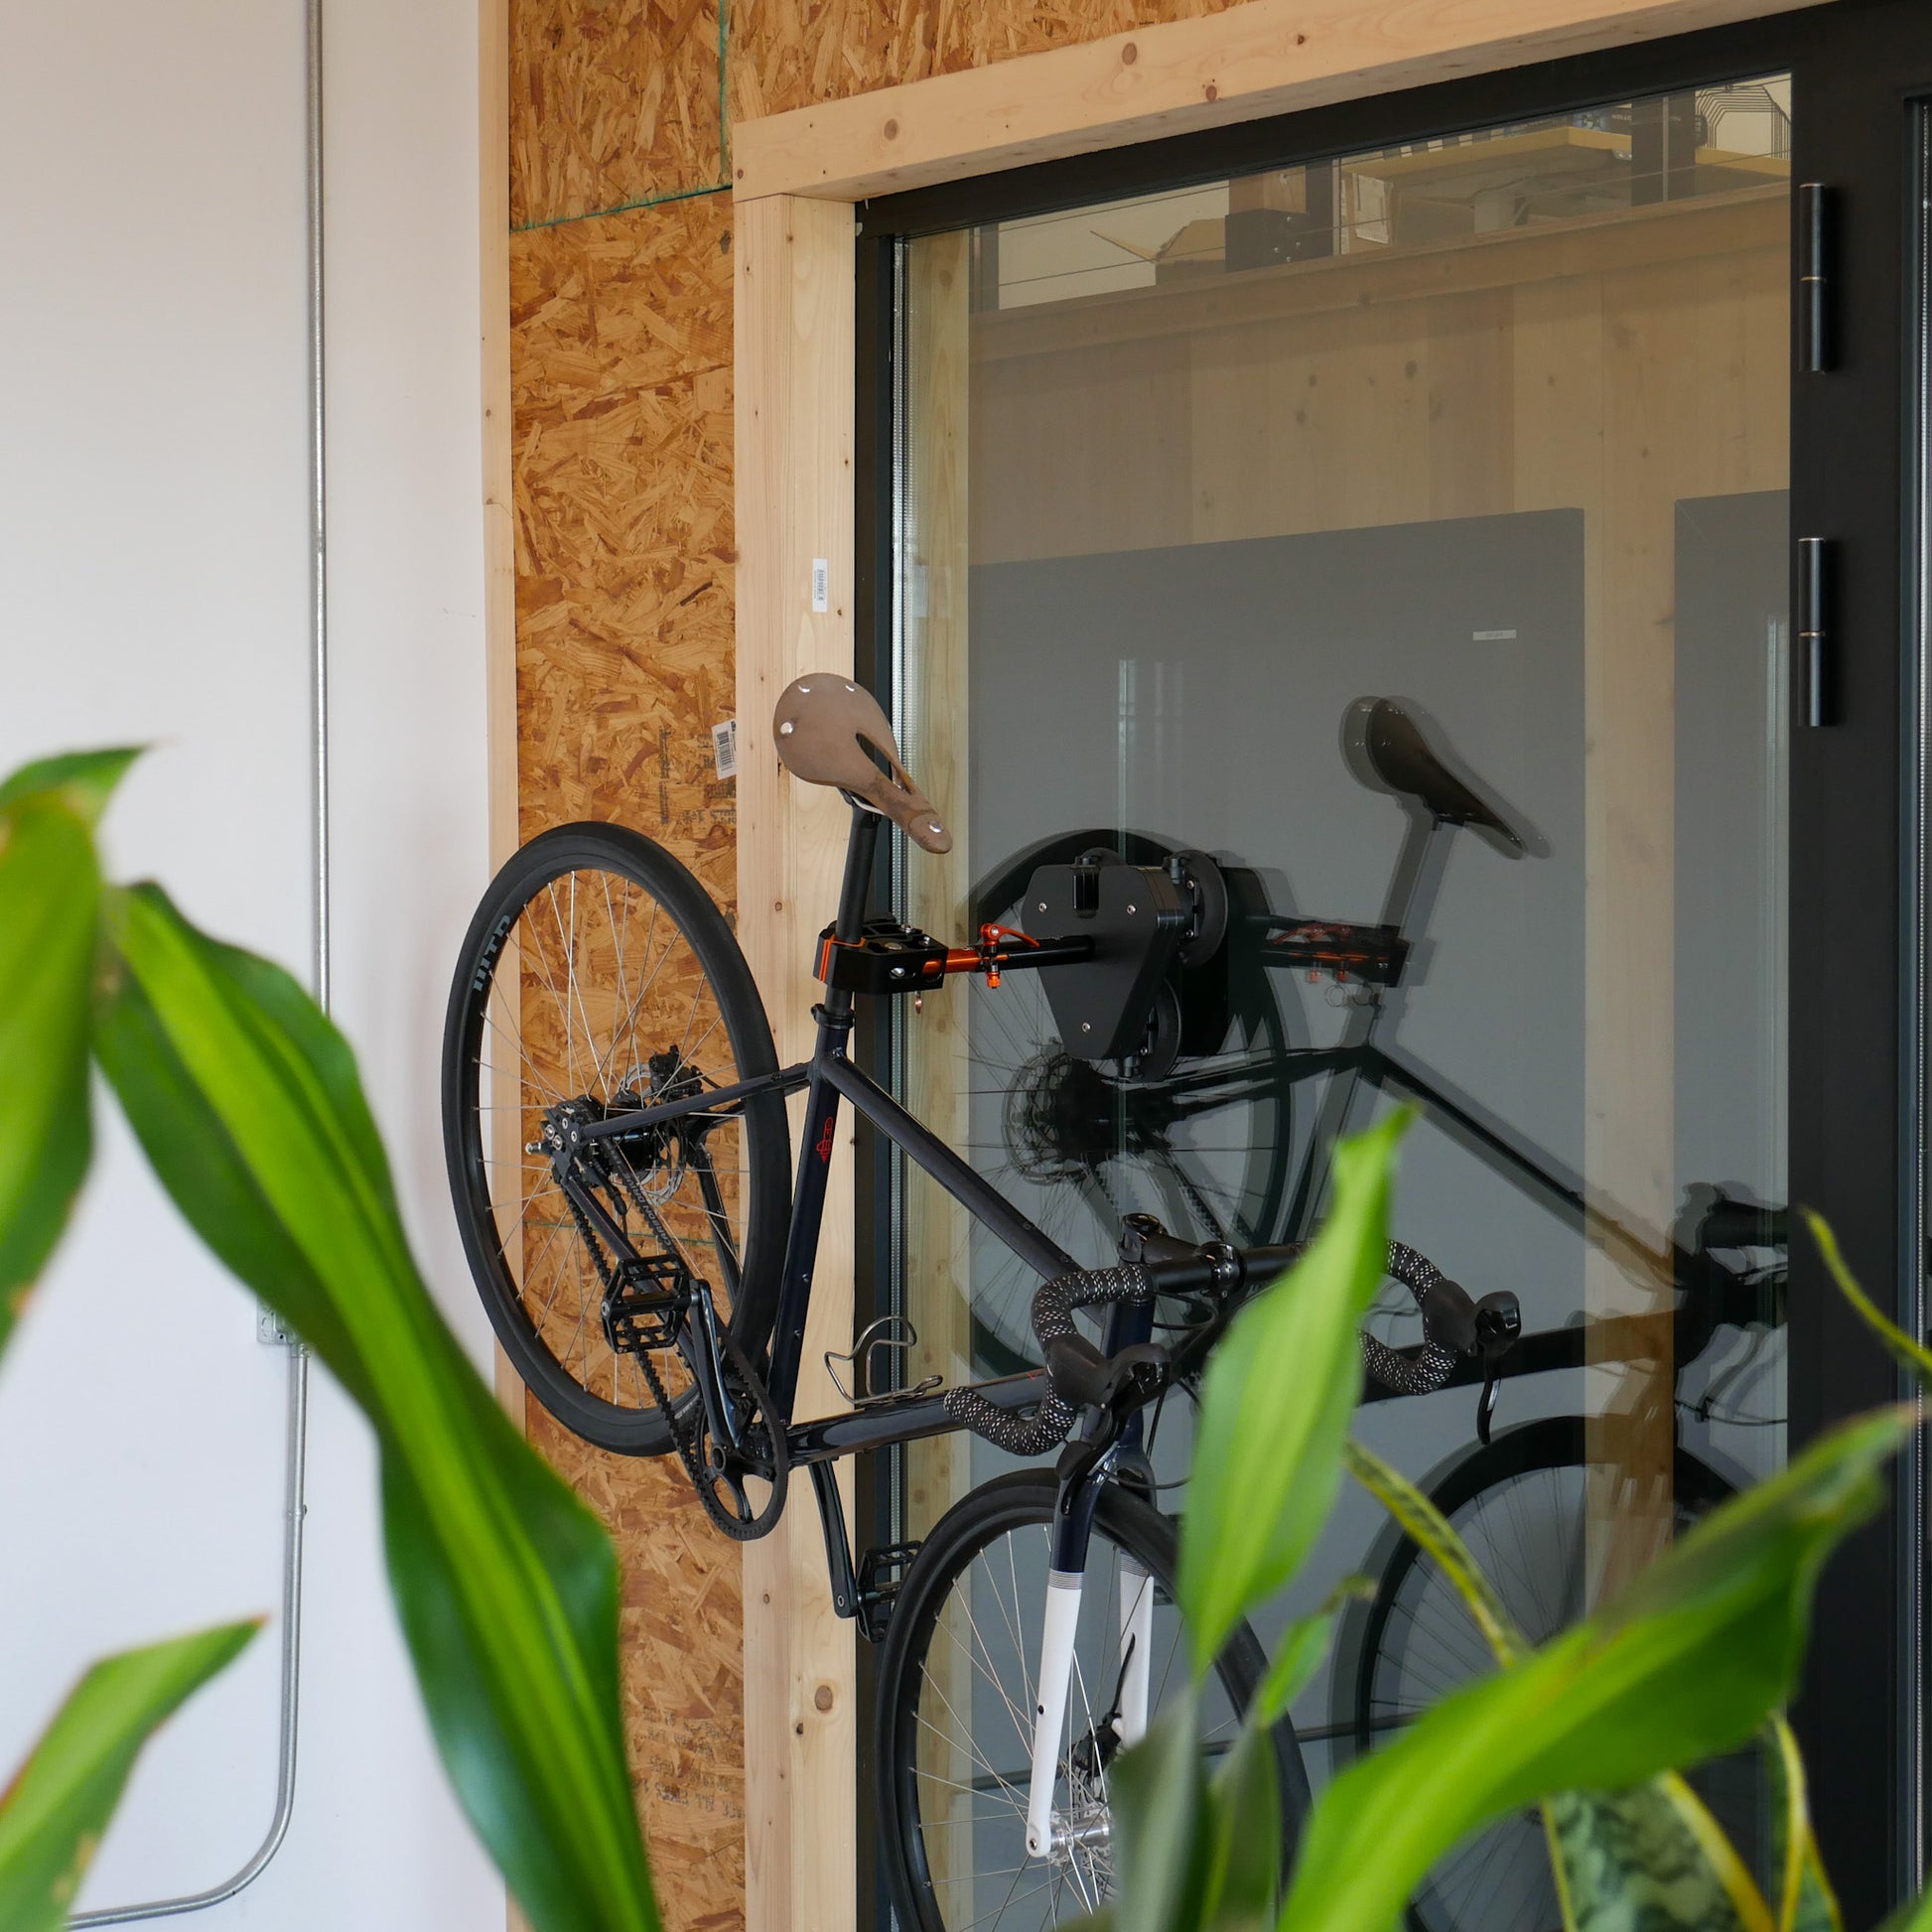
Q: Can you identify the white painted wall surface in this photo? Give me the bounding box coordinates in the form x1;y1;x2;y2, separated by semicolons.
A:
0;2;502;1926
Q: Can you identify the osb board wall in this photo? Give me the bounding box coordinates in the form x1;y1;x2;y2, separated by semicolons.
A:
511;196;738;896
509;194;744;1928
507;2;1250;1925
511;0;1248;228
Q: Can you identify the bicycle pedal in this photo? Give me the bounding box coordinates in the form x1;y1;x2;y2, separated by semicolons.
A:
856;1540;924;1642
601;1253;690;1354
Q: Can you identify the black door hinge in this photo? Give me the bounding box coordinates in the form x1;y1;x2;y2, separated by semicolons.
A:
1799;182;1833;373
1799;536;1835;727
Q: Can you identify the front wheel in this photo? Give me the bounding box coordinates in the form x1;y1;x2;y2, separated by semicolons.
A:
441;822;789;1454
877;1470;1311;1930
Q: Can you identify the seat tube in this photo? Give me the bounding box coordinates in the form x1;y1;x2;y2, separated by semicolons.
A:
767;804;878;1416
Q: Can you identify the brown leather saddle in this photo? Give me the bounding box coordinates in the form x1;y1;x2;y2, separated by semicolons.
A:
771;673;953;855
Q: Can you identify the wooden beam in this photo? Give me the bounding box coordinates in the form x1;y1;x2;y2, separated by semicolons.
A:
735;193;859;1932
732;0;1827;204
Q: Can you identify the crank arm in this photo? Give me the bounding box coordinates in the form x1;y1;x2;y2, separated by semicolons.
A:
682;1287;743;1457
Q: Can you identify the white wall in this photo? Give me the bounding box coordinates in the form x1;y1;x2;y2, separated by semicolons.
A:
0;2;502;1926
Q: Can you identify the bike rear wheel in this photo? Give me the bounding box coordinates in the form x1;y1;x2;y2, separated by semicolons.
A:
878;1469;1311;1930
442;822;789;1454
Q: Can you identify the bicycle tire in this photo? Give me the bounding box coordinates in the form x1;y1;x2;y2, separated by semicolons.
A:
878;1469;1311;1929
1335;1415;1736;1932
442;822;789;1454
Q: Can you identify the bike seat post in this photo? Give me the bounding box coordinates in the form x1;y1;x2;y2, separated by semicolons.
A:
835;801;884;947
1377;805;1443;939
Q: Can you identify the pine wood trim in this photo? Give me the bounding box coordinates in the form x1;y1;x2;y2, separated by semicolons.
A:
735;193;860;1932
732;0;1825;203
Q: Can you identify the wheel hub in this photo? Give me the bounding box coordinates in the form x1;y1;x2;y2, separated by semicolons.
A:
1046;1798;1112;1883
1004;1047;1181;1181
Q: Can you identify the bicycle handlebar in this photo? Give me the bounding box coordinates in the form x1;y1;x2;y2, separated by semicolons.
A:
941;1241;1522;1457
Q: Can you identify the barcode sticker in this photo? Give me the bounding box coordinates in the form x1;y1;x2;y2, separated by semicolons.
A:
711;719;738;780
811;558;830;613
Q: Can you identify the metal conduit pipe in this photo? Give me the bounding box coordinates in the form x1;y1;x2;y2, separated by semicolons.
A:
72;0;322;1914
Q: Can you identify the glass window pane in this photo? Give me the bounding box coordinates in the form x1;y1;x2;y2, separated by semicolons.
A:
892;78;1792;1917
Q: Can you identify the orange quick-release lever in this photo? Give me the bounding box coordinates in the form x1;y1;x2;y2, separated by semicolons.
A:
917;925;1040;990
977;923;1036;990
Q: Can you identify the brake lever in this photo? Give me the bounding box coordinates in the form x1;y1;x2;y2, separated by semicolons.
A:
1476;1367;1500;1446
1471;1294;1522;1447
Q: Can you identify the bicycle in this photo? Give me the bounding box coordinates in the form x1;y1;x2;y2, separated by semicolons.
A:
440;670;1517;1928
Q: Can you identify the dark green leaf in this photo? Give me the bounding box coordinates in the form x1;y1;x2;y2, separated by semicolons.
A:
1344;1441;1778;1928
1179;1113;1407;1672
1279;1407;1909;1932
1545;1780;1768;1932
0;1621;256;1932
1345;1441;1775;1928
94;884;654;1932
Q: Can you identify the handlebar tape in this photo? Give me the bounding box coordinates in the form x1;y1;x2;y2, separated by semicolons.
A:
1363;1242;1463;1396
941;1264;1155;1455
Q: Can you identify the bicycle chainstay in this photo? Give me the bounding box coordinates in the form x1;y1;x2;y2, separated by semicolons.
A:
562;1160;788;1541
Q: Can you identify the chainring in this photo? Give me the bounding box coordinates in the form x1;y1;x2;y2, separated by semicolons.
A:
672;1321;789;1541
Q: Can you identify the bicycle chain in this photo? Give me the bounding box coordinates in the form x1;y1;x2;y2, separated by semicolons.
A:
565;1163;785;1541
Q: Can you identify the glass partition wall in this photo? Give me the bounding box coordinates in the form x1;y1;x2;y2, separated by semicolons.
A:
883;83;1796;1930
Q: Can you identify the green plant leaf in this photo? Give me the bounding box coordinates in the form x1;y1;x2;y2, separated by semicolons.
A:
1344;1439;1770;1929
93;883;657;1932
0;1620;257;1932
1343;1438;1524;1664
1344;1435;1787;1929
0;761;131;1351
1179;1112;1407;1673
1197;1705;1284;1932
1876;1893;1932;1932
1279;1405;1910;1932
0;750;142;826
1109;1693;1208;1932
1763;1718;1840;1932
1255;1578;1373;1728
1544;1779;1771;1932
1807;1210;1932;1389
